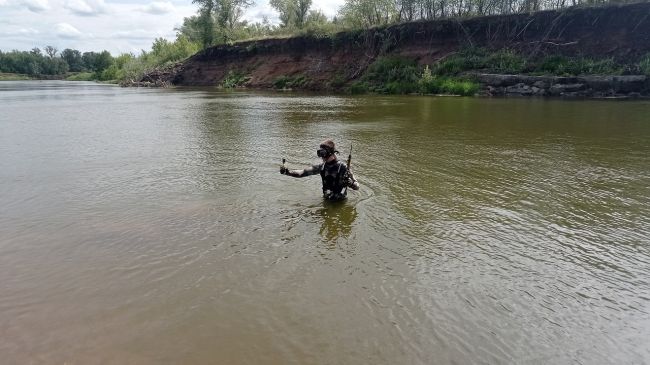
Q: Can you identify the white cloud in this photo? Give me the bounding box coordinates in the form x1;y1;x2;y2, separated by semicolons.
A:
112;29;161;40
1;0;288;54
55;22;83;38
6;27;40;35
244;3;277;23
64;0;106;16
140;1;175;15
20;0;49;12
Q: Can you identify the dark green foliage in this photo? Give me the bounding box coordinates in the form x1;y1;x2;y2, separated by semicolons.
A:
81;51;113;72
421;78;479;96
329;73;347;88
432;48;488;75
61;49;84;72
430;47;624;77
0;50;68;75
487;49;527;73
273;74;307;89
432;48;526;75
537;55;622;75
352;57;478;96
331;29;364;49
361;56;420;93
639;53;650;76
347;81;369;94
221;70;250;87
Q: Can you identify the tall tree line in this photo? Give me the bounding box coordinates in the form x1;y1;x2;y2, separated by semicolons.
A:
0;47;114;76
180;0;643;49
337;0;642;27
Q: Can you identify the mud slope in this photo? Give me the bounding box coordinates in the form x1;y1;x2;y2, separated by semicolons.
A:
146;3;650;89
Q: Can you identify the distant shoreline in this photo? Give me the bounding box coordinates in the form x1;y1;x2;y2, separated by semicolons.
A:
0;72;118;83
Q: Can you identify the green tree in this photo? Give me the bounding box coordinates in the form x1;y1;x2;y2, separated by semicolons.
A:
270;0;312;28
82;52;99;71
150;36;200;64
61;49;84;72
305;9;328;26
82;51;113;72
44;45;58;58
338;0;397;28
270;0;295;27
175;15;204;44
214;0;254;43
192;0;216;48
95;50;113;71
293;0;312;28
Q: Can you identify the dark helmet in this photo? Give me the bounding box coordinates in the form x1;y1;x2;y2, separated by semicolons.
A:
317;139;337;158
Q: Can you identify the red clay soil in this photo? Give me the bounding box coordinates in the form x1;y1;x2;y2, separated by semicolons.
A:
145;2;650;89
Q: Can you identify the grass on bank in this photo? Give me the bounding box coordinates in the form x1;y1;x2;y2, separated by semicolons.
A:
221;70;250;88
639;54;650;76
0;73;32;81
348;57;479;96
273;74;308;89
213;47;650;96
430;47;649;76
65;72;95;81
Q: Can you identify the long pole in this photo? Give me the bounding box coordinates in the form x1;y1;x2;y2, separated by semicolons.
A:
343;144;352;195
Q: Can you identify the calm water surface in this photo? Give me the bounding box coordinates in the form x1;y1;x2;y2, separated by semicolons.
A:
1;81;649;364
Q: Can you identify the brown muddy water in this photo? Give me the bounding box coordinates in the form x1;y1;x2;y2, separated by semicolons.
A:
1;81;649;364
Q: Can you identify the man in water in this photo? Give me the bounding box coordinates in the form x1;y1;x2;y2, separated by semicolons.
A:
280;139;359;201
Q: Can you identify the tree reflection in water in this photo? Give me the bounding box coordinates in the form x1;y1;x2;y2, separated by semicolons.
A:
316;199;358;247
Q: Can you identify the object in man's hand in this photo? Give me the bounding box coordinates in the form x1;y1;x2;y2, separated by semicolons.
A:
346;174;359;190
280;166;288;175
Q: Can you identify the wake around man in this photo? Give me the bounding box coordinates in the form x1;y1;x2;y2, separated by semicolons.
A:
280;139;359;201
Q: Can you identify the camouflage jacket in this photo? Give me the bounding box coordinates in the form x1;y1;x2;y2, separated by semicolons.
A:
287;159;358;200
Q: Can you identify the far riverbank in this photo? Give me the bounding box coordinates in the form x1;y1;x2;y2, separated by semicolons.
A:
133;3;650;98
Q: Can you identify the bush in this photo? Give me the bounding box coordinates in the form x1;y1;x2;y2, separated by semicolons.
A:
538;56;622;75
639;53;650;75
418;65;478;96
439;79;479;96
364;57;419;84
347;81;369;94
221;70;249;88
360;56;420;93
432;48;526;75
385;80;418;94
119;56;149;82
329;73;346;88
432;47;488;75
486;49;527;73
273;74;307;89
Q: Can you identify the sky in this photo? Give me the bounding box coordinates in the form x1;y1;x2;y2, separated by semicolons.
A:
0;0;345;54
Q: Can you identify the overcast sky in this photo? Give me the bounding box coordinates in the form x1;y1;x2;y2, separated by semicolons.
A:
0;0;344;54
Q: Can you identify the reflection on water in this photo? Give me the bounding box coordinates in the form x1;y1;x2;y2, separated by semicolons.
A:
316;201;358;245
1;81;650;365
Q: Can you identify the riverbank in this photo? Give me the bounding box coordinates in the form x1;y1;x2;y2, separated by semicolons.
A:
474;74;650;98
0;73;35;81
0;72;121;83
132;2;650;97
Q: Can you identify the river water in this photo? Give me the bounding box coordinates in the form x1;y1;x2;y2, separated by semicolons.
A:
1;81;649;364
